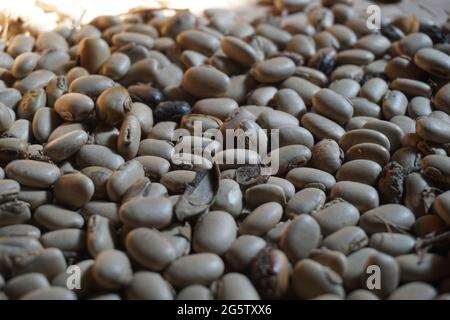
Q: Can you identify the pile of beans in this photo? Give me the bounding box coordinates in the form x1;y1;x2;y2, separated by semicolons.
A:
1;0;450;300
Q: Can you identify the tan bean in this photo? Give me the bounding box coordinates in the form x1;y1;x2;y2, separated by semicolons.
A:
119;196;173;229
182;66;230;98
301;113;345;141
280;214;321;263
221;36;263;67
292;259;345;299
54;172;95;209
100;53;131;80
164;253;224;288
126;228;176;271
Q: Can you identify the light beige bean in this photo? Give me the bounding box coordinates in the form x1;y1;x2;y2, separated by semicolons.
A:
286;188;326;217
76;145;125;170
224;235;266;271
182;66;230;98
434;83;450;114
40;229;85;254
164;253;224;288
382;90;408;120
389;282;437;300
119;196;173;229
310;139;344;174
360;204;415;235
0;200;31;227
330;181;379;213
14;70;55;94
193;98;238;120
221;36;262;67
34;205;84;230
336;159;382;186
240;202;283;236
5;160;60;188
390;78;432;98
93;249;133;290
36;31;68;52
416;116;450;144
345;143;391;166
310;248;348;277
177;30;220;56
54;93;94;122
0;179;20;204
125;228;176;271
177;285;213;300
286;35;316;60
53;172;93;209
292;259;345;300
363;120;404;152
286;167;336;192
323;226;368;255
96;86;132;125
193;211;237;255
435;191;450;225
278;126;314;149
280;214;321;263
85;214;116;258
312;89;353;125
0;88;22;109
21;287;77;300
420;154;450;185
363;252;400;298
100;52;131;80
134;155;171;181
213;273;260;300
211;179;242;217
125;271;174;300
281;77;320;107
301;113;345;141
11;52;40;78
181;50;208;68
5;273;50;299
0;103;13;133
138;139;175;160
44;130;88;162
245;184;286;209
343;247;378;290
355;34;390;57
328;79;360;98
331;65;364;81
339;129;390;151
81;201;120;225
117;114;141;160
312;200;360;235
346;290;379;300
397;253;449;283
395;33;433;57
266;145;311;176
360;78;388;103
106;160;145;202
350;97;381;118
130;102;153;135
370;232;416;257
336;49;374;66
17;88;46;121
7;34;35;58
32;107;61;143
252;57;295;83
69;75;115;100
